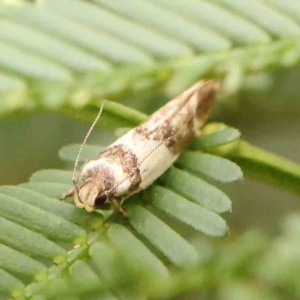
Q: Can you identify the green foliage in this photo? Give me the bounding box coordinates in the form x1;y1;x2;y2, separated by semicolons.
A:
1;0;300;115
0;121;241;299
1;111;300;299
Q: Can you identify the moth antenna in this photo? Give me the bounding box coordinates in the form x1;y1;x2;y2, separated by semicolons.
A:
72;103;104;185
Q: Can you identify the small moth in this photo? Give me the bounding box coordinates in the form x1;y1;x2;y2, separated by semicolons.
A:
61;80;218;217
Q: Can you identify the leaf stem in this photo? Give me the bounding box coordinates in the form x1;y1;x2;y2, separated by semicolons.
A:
209;140;300;196
60;100;147;129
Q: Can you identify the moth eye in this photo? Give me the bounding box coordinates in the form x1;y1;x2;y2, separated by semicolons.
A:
94;193;107;207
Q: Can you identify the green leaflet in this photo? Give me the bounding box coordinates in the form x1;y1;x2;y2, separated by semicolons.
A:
0;19;111;73
7;4;153;65
30;169;74;184
43;0;192;58
176;151;243;183
99;0;231;51
0;186;85;225
0;43;72;81
0;193;86;242
148;186;228;237
0;268;24;294
126;205;199;267
21;182;72;199
160;167;231;213
0;244;46;278
218;0;300;36
89;241;145;300
148;0;271;44
0;217;65;259
69;261;106;295
107;224;169;278
190;127;241;150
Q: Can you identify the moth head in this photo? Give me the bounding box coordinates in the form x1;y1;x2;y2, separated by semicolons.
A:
73;174;109;212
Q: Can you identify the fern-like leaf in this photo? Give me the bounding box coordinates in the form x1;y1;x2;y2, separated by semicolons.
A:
0;116;242;299
1;0;300;115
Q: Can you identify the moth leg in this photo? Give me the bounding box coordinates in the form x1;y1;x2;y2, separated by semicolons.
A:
109;198;128;219
59;188;75;200
60;186;85;209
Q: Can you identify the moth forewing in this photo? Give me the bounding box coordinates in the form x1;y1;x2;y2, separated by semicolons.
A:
61;80;219;216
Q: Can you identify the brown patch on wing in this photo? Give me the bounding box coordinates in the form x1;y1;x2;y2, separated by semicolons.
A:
195;81;218;124
95;145;142;191
135;80;218;155
135;119;174;144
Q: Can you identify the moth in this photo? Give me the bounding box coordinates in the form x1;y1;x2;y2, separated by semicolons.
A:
61;80;218;217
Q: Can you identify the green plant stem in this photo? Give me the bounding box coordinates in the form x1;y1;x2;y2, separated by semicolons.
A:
209;140;300;196
60;100;147;129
